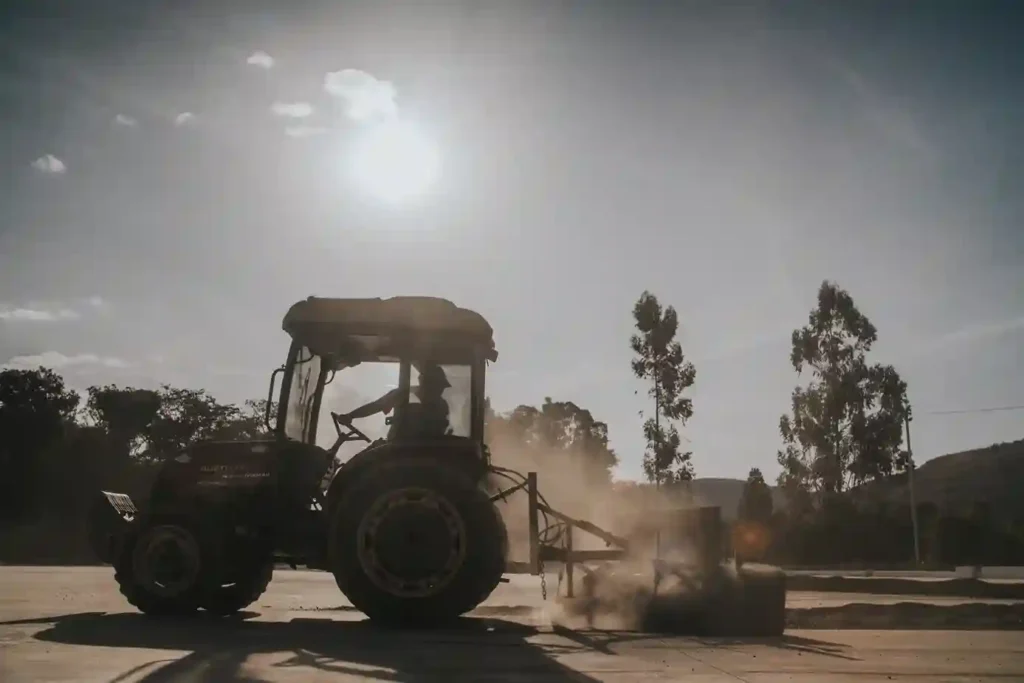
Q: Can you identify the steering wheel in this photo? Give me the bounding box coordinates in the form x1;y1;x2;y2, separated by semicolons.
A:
330;412;372;444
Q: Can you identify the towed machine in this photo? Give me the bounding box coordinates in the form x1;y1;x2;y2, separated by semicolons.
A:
89;296;786;634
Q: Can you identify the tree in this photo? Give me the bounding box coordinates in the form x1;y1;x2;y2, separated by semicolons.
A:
0;367;80;520
218;398;274;441
630;291;697;485
735;467;776;562
487;397;618;484
146;386;265;457
88;385;273;458
777;280;910;508
0;367;80;425
738;467;774;524
85;385;161;458
484;397;619;553
0;366;278;563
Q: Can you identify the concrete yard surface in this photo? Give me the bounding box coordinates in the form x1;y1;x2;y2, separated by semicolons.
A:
2;566;1024;682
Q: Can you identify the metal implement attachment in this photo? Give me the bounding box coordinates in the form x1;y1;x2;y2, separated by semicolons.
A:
505;472;732;598
501;471;787;636
102;491;138;520
505;472;631;583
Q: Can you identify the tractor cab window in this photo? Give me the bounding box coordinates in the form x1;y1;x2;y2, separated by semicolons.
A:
283;346;321;443
408;363;471;438
318;362;399;455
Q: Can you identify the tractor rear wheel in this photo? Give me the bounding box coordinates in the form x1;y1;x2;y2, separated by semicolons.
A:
114;520;205;616
328;455;506;626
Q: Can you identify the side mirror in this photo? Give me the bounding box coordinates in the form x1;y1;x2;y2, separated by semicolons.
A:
265;366;284;432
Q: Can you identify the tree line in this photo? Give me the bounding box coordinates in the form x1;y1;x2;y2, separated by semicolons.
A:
1;279;1019;566
634;282;1023;566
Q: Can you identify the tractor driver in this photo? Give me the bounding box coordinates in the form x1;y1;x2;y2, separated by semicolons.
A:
334;362;453;440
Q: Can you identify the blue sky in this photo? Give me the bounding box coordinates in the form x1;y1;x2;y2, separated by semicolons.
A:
1;1;1022;481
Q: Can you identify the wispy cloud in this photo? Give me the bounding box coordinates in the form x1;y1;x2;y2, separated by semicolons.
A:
0;306;79;322
113;113;138;127
31;154;66;174
927;316;1024;352
270;101;314;119
284;125;329;139
246;51;275;69
2;352;129;371
0;297;109;323
324;69;397;122
174;112;196;127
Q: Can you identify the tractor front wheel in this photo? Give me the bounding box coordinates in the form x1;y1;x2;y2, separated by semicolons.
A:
200;560;274;616
328;455;506;626
114;521;205;616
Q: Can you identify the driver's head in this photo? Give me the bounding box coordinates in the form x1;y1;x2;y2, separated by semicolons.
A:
415;363;450;398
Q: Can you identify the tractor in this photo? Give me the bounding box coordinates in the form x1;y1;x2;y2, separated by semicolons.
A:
89;295;787;634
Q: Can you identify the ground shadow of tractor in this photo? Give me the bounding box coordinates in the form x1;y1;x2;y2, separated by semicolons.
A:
551;625;861;661
4;611;599;682
3;610;872;681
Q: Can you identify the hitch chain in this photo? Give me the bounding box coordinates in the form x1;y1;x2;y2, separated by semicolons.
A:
539;558;548;601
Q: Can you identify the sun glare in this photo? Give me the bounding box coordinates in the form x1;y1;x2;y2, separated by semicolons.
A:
349;119;440;203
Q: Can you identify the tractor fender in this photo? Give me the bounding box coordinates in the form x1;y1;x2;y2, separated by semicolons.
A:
325;439;488;515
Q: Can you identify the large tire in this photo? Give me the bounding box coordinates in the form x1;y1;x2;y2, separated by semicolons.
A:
114;521;205;616
466;505;509;609
200;561;274;616
328;455;506;626
703;564;787;637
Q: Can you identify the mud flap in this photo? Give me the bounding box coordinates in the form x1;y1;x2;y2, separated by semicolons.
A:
88;491;138;565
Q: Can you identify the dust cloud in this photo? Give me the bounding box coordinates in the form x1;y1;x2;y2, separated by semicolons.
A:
484;428;731;628
486;429;708;571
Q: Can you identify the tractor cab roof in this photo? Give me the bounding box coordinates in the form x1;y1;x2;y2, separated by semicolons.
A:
282;296;497;364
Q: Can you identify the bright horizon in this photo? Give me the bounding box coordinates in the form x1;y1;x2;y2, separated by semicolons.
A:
2;2;1022;482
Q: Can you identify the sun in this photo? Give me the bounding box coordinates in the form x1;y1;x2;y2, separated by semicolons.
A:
349;119;441;203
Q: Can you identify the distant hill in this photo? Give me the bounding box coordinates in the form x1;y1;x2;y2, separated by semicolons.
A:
655;437;1024;522
860;438;1024;521
687;478;786;520
611;477;786;521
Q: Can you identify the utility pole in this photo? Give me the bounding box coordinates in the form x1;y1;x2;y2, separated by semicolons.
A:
654;359;661;561
905;413;921;566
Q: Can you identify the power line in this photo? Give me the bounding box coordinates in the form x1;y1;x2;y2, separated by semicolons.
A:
922;404;1024;416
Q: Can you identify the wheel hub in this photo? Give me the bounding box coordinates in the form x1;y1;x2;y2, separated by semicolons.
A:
132;525;201;598
356;487;467;598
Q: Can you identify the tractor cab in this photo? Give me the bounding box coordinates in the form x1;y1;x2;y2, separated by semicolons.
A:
269;296;498;463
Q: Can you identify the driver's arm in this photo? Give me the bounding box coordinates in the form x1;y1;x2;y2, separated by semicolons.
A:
341;387;402;420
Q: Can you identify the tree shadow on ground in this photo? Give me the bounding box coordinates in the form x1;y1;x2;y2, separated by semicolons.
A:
2;611;599;682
